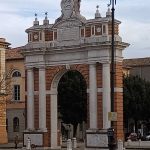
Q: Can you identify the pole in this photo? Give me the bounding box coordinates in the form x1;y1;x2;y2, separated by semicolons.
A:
108;1;117;150
110;0;115;126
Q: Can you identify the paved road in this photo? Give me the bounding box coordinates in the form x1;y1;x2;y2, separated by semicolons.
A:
0;142;150;150
0;142;85;150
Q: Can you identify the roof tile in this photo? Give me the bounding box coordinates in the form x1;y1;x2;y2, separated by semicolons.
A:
6;47;23;60
123;57;150;67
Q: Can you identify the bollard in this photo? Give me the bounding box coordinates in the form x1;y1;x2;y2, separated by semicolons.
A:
117;139;123;150
72;137;77;148
67;139;72;150
26;137;31;150
14;135;19;149
127;139;131;146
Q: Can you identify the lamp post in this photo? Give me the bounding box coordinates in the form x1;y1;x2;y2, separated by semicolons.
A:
108;0;116;125
107;0;117;150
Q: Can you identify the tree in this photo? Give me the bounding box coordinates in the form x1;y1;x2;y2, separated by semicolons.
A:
58;70;87;137
0;71;13;103
123;75;150;133
0;70;13;144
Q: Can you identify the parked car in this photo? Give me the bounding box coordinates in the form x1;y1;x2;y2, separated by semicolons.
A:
127;133;138;141
146;135;150;141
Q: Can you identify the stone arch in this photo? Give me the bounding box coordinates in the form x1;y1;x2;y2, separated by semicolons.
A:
12;70;21;77
13;117;19;132
50;66;88;148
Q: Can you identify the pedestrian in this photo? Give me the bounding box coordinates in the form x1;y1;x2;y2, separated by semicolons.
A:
138;131;142;140
14;135;19;149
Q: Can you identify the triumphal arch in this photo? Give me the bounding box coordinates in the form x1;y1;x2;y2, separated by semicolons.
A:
22;0;129;148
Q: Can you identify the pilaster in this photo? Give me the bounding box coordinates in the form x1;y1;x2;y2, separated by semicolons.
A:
89;63;97;129
39;67;47;132
27;68;34;130
102;62;111;129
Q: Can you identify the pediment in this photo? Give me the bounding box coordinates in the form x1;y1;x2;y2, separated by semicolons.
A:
53;17;85;29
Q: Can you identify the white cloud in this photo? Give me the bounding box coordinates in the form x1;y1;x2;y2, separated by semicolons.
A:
0;13;32;47
0;0;150;58
120;19;150;58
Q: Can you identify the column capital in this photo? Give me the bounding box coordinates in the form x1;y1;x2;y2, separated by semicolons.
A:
26;67;33;71
38;66;46;70
101;60;111;65
88;62;97;67
88;61;97;65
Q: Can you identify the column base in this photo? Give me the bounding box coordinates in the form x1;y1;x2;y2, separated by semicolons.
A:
85;129;109;150
0;126;8;144
23;131;49;147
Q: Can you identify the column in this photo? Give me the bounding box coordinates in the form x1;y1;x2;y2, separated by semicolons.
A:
51;90;58;148
89;63;97;129
39;67;47;131
102;63;111;129
102;24;108;35
27;68;34;130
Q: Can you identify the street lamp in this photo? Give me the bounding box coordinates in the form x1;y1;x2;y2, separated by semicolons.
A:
108;0;116;125
107;0;117;150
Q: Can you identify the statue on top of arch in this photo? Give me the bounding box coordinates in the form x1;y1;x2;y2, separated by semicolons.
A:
55;0;86;24
74;0;81;14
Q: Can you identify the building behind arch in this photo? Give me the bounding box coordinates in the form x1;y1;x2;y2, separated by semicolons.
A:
5;47;25;142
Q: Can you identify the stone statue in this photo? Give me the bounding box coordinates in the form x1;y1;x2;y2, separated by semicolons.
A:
61;0;74;19
73;0;81;14
60;0;81;19
55;0;85;23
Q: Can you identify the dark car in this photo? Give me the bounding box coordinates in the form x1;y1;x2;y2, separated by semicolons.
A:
127;133;138;141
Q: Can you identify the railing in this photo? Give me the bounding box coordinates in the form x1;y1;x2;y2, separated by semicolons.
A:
125;140;150;149
25;35;122;50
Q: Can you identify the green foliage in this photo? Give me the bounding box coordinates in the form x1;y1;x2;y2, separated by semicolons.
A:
123;75;150;130
58;70;87;136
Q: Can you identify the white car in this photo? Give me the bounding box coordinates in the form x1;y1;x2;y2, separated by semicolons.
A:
146;135;150;140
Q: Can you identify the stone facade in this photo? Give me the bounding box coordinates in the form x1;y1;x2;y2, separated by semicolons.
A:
123;58;150;81
5;48;25;142
22;0;129;148
0;97;8;144
0;38;10;144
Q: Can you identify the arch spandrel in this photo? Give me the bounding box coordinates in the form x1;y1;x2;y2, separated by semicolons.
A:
50;64;89;91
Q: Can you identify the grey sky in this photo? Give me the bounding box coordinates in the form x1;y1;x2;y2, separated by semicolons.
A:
0;0;150;59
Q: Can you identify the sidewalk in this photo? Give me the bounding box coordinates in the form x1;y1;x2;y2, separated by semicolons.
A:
0;142;85;150
0;143;23;149
0;142;23;149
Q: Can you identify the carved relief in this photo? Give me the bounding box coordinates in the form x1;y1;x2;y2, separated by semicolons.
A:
73;0;81;14
61;0;74;19
57;26;79;41
56;20;81;28
55;0;85;24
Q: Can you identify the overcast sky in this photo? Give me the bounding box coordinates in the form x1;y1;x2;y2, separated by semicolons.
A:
0;0;150;59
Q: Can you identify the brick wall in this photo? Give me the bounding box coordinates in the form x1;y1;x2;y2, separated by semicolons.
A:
114;62;124;140
30;62;124;146
0;97;8;144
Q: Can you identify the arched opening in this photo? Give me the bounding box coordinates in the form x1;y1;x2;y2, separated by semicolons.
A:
13;117;19;132
50;69;88;147
6;118;8;131
58;70;87;141
12;70;21;77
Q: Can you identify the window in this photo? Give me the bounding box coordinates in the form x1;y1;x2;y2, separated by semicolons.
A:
13;117;19;132
12;71;21;77
6;119;8;131
45;30;53;41
103;25;106;34
14;85;20;101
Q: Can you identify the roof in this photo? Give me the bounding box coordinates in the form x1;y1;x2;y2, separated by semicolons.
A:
6;47;24;60
123;57;150;67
